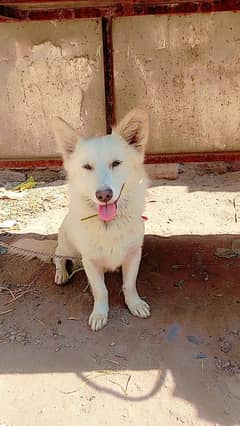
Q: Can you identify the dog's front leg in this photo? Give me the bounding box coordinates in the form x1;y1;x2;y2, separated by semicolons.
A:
122;248;150;318
82;258;108;331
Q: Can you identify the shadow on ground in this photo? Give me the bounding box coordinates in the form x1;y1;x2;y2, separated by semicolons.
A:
0;233;239;425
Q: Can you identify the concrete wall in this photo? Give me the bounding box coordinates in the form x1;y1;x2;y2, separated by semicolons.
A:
113;12;240;153
0;20;106;158
0;12;239;158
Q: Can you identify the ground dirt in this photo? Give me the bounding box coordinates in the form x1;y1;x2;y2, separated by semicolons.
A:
0;168;239;426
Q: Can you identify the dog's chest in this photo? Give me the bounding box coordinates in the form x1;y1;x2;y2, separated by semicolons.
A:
97;242;129;271
75;219;144;270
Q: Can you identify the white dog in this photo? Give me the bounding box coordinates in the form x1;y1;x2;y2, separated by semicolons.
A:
52;108;151;331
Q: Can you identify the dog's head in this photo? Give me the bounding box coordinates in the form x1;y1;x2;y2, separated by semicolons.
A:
52;108;149;222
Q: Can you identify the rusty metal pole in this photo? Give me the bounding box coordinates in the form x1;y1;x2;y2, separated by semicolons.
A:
102;15;115;134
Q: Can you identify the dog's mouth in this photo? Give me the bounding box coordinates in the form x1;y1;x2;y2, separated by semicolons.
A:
97;184;124;222
97;203;117;222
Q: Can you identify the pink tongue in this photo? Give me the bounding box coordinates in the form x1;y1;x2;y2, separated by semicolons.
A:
98;203;117;222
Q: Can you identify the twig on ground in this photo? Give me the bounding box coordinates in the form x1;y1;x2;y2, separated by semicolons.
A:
82;283;89;293
233;196;239;223
0;308;14;315
0;285;16;301
5;289;33;305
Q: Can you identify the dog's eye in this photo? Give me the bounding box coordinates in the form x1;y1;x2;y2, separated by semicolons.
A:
111;160;122;168
82;164;93;171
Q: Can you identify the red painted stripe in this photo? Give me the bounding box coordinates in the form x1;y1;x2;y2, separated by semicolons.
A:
1;152;240;169
0;159;63;169
145;152;240;164
0;1;240;22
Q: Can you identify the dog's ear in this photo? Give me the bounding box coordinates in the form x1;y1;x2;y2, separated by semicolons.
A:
114;108;149;155
51;117;81;162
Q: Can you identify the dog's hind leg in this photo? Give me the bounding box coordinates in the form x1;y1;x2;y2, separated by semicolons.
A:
122;248;151;318
54;256;69;285
54;226;80;285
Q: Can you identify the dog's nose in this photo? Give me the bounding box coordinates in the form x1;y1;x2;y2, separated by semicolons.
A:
96;188;113;203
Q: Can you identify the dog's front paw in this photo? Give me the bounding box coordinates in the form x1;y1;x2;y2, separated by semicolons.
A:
126;297;151;318
89;304;108;331
55;269;69;286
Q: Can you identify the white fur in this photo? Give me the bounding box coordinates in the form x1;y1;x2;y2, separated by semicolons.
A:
52;108;151;331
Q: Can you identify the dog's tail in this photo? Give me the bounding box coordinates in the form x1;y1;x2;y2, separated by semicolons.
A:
0;236;57;263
